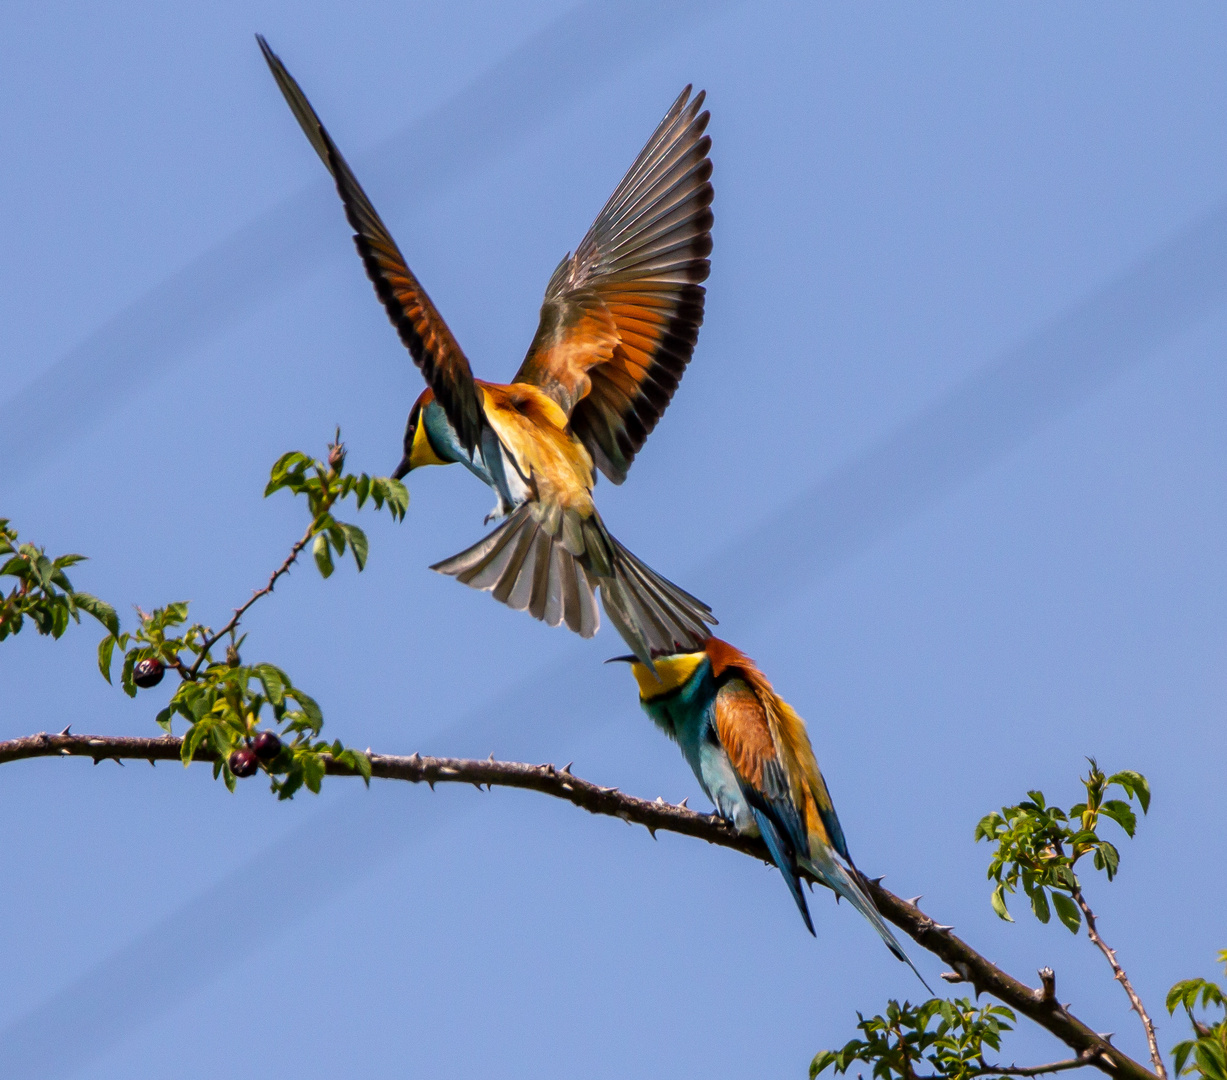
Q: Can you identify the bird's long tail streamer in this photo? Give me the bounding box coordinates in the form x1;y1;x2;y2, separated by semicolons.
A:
803;851;933;991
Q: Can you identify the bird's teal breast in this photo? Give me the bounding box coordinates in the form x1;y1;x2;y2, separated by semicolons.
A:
423;401;495;486
639;663;756;831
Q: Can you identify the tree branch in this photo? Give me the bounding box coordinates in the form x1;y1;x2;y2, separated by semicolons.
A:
1070;885;1167;1079
970;1054;1097;1077
0;730;1160;1080
186;519;318;678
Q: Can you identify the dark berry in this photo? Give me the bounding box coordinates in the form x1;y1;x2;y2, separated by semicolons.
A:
253;731;282;761
132;658;165;689
229;747;259;778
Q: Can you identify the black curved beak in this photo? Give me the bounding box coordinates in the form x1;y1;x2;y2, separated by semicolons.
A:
604;655;638;665
392;455;412;481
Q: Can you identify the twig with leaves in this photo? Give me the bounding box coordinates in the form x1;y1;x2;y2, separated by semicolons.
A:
975;760;1163;1077
0;519;118;643
89;432;407;797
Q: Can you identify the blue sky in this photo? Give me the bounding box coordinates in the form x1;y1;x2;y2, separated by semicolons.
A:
2;2;1226;1076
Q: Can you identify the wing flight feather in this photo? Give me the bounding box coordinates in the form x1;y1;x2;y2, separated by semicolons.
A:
515;86;713;483
258;35;483;453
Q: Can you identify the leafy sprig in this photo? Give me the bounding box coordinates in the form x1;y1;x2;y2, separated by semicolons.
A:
974;759;1149;932
812;998;1017;1080
93;433;404;798
264;431;407;579
1168;952;1227;1080
0;520;117;642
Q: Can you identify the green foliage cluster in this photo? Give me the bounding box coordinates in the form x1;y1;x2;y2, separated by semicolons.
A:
1168;952;1227;1080
265;433;407;579
85;434;405;797
0;520;117;642
99;601;368;797
974;759;1150;932
811;998;1016;1080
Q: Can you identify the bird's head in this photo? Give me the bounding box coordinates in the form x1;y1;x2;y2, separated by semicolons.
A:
607;649;709;702
393;388;449;479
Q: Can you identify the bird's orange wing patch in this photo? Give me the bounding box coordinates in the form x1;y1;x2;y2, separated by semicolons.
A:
711;680;777;793
514;86;713;484
704;636;849;862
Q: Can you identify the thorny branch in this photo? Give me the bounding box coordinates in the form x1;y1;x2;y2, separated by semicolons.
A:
186;518;318;679
1070;884;1167;1079
0;730;1160;1080
970;1059;1096;1077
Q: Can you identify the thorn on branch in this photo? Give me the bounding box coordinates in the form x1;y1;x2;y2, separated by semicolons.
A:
906;895;923;907
1037;967;1057;1006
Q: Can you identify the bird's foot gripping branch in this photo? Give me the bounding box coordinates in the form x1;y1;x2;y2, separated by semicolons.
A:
86;430;407;797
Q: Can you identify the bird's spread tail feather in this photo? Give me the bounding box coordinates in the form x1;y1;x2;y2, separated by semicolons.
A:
599;533;714;666
803;851;932;991
431;504;600;637
432;507;713;664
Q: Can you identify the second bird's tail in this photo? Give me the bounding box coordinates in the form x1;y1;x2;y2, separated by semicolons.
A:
430;503;714;665
803;850;932;992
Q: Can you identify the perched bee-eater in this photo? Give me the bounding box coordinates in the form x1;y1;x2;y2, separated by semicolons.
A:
259;37;715;666
617;638;927;983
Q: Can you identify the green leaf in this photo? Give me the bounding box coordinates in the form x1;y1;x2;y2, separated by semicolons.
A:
120;650;139;698
1100;799;1138;837
292;688;323;731
1095;840;1121;880
1109;770;1151;813
302;752;326;794
1050;890;1082;933
312;533;334;578
255;663;287;707
990;883;1014;922
342;523;368;571
1030;887;1051;924
327;521;347;556
810;1051;839;1078
383;477;409;520
97;635;116;683
155;707;173;733
73;593;119;637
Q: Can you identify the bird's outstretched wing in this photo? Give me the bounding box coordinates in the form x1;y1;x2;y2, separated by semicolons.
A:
258;35;483;455
514;86;713;483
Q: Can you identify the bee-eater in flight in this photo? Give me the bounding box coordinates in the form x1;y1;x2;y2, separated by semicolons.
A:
615;638;928;984
258;36;715;666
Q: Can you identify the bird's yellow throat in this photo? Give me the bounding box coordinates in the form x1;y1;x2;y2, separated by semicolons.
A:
631;652;707;700
409;416;448;469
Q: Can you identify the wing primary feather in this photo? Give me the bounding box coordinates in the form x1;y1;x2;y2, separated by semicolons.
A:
257;36;483;455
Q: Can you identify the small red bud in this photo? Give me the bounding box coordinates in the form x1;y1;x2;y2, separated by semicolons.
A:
253;731;282;761
133;658;165;689
327;441;346;474
229;747;259;778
